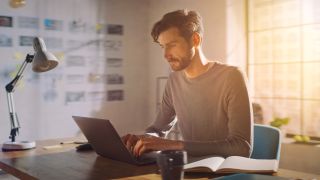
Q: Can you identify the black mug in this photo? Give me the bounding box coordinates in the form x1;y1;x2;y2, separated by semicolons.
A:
157;150;187;180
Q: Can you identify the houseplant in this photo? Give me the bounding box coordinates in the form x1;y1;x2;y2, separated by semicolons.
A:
270;117;290;138
270;117;290;128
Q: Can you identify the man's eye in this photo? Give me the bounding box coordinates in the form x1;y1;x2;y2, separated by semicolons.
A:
168;44;175;48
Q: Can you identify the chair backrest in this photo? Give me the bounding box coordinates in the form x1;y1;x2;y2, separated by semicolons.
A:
251;124;281;160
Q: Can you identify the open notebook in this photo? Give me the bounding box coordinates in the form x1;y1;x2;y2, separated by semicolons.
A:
184;156;278;174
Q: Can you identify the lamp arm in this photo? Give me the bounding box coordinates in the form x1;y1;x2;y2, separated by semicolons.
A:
6;92;19;142
5;54;34;93
5;54;34;142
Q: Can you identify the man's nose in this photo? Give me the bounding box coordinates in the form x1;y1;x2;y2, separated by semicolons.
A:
164;50;172;60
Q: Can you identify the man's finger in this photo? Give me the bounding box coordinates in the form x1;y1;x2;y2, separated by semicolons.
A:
134;138;154;157
133;139;142;157
126;134;139;152
138;146;149;156
121;134;130;143
125;135;134;150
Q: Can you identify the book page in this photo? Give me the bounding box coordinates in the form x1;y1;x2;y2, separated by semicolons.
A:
184;157;225;172
217;156;278;173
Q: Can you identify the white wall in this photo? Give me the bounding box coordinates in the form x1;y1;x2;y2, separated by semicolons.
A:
89;0;151;136
0;0;151;143
226;0;247;72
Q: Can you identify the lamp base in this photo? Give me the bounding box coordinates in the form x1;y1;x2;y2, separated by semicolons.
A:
2;141;36;151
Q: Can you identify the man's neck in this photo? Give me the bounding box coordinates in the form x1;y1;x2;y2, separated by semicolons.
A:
184;50;212;79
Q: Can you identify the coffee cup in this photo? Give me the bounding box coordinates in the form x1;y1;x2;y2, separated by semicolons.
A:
157;150;187;180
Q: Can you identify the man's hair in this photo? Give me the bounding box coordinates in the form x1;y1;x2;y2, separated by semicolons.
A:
151;9;204;43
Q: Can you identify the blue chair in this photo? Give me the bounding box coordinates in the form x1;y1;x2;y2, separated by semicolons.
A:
251;124;281;160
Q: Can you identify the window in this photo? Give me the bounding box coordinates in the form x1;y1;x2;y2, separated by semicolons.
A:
248;0;320;138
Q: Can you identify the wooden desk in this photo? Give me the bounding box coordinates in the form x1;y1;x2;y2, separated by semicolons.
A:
1;138;319;179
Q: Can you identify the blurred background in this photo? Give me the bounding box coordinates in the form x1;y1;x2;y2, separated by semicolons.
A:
0;0;319;145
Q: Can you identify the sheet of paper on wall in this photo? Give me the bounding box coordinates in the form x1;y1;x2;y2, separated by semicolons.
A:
13;52;24;60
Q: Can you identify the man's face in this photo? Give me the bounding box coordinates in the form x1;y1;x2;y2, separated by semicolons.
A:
158;27;194;71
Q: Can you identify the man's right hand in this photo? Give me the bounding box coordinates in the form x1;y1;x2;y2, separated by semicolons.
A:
121;134;144;153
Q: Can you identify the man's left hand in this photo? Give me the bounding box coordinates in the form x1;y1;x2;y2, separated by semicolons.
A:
133;136;184;157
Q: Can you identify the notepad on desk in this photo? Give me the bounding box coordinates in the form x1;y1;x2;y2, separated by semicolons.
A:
184;156;278;174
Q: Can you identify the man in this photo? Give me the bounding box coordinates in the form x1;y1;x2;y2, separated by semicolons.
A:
122;9;253;158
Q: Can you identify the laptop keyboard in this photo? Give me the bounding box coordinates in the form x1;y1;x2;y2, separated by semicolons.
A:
135;151;158;163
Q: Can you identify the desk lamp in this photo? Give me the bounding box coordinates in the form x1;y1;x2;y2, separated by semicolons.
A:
2;37;58;151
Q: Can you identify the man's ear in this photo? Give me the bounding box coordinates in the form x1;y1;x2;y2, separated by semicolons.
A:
192;32;202;47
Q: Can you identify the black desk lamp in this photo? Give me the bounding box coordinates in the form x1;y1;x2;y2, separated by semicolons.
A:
2;37;58;151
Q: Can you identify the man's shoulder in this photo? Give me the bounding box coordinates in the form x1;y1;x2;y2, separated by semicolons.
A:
211;62;242;77
214;62;239;71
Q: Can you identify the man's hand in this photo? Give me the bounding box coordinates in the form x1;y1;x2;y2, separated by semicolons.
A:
121;134;144;152
122;134;184;157
133;136;184;157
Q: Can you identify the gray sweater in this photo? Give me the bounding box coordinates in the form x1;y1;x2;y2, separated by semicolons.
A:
146;62;253;157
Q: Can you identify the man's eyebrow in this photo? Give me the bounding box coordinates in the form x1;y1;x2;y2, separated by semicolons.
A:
160;40;178;47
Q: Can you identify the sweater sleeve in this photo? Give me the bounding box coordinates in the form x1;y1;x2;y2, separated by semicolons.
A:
145;79;176;137
183;68;253;157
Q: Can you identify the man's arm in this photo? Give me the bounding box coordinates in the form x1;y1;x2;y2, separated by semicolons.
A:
122;79;177;155
184;68;253;157
145;78;176;137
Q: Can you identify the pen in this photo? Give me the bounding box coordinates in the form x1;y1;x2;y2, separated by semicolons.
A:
60;141;87;145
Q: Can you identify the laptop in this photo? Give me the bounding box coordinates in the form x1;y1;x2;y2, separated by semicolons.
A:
73;116;157;165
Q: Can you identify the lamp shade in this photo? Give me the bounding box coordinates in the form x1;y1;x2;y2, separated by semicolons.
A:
32;37;58;72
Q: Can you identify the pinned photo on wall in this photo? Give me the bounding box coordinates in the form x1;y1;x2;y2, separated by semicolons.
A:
66;55;86;67
19;36;35;46
87;39;100;51
107;74;124;85
0;34;13;47
67;39;83;47
14;52;24;60
69;20;86;33
66;39;94;52
29;72;62;85
107;58;122;67
96;23;107;34
88;73;107;84
42;79;59;103
44;37;63;49
25;72;40;84
18;16;39;29
44;18;63;31
0;65;16;82
65;91;85;104
107;89;124;101
87;91;107;101
66;74;86;84
102;39;122;52
0;16;13;27
87;56;107;69
107;24;123;35
43;89;58;103
83;23;96;34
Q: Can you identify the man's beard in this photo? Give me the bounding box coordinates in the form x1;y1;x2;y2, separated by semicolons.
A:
168;46;194;71
168;53;191;71
168;57;191;71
